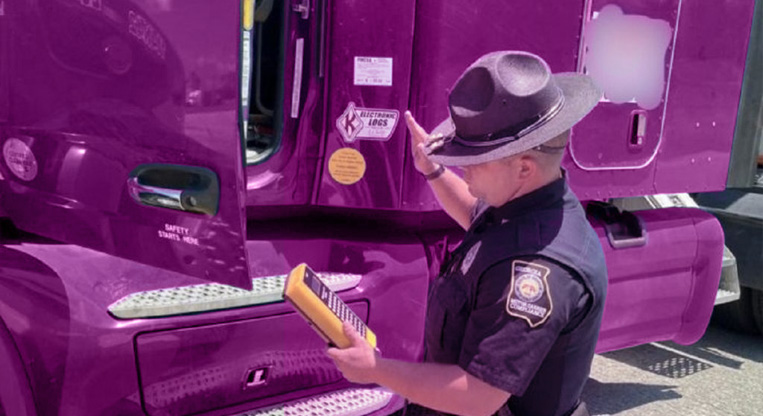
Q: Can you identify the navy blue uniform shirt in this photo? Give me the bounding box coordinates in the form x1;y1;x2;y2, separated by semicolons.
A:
412;175;608;416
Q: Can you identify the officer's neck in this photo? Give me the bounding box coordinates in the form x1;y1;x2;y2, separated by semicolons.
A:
490;168;562;208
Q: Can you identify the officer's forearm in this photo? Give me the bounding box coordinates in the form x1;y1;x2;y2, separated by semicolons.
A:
373;358;509;416
427;168;476;230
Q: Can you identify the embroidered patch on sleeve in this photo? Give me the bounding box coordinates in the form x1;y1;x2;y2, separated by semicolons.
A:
460;241;482;275
506;260;553;327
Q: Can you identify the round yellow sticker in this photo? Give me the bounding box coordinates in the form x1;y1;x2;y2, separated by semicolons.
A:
328;148;366;185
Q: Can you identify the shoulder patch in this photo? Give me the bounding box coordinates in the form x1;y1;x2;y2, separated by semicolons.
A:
506;260;553;327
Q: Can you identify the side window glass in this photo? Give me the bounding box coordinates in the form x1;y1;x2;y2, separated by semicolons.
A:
245;0;283;164
0;0;7;122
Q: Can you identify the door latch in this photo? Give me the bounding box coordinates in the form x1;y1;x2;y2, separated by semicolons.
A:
586;201;648;249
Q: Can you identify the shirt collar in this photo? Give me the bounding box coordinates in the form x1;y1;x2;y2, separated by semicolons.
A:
481;171;568;226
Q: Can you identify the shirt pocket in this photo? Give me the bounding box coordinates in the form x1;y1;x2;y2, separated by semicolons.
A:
426;276;470;363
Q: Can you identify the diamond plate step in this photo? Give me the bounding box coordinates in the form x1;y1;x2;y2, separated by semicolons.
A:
239;387;395;416
136;349;340;413
109;273;362;319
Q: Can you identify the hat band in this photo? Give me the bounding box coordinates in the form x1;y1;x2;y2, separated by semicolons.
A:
453;93;565;148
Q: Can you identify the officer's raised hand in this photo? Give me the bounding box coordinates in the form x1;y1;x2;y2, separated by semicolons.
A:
405;111;441;176
405;111;475;230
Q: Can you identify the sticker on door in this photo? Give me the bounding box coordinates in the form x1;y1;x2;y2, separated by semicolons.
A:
3;138;38;182
335;102;399;143
328;148;366;185
354;57;393;86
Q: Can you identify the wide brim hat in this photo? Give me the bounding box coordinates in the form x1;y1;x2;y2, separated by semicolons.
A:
426;51;602;166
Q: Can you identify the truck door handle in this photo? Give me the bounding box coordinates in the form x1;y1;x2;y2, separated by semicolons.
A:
293;0;310;20
128;178;184;209
586;201;648;249
127;164;220;216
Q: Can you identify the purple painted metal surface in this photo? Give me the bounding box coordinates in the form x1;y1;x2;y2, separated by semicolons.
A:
137;304;368;414
568;0;754;199
316;0;416;209
0;317;35;416
0;0;755;414
594;207;724;353
0;209;724;413
245;0;325;208
569;0;680;172
674;209;725;345
402;0;585;211
1;0;251;288
0;222;428;415
652;0;754;194
403;0;754;204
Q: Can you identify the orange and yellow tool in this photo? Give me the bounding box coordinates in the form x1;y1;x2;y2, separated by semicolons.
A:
283;263;377;349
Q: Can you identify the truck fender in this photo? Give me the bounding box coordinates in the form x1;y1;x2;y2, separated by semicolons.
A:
0;317;37;416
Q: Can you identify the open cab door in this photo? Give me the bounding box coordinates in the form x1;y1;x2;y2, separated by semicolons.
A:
0;0;255;289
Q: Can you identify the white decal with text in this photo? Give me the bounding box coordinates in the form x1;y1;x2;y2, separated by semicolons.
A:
158;224;199;246
354;57;393;86
336;102;399;142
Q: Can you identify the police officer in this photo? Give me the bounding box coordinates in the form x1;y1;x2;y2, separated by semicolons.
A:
327;51;608;416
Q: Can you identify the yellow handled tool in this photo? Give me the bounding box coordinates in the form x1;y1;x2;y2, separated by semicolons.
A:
283;263;377;349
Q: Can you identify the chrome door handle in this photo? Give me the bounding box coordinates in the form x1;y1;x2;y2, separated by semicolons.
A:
293;0;310;20
127;165;220;216
128;177;186;210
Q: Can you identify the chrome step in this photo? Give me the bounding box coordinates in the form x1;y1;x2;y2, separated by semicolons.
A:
109;273;363;319
716;289;740;305
715;246;741;306
239;387;396;416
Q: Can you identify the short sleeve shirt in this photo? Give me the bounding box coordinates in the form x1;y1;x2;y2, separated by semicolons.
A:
458;257;590;396
422;176;605;416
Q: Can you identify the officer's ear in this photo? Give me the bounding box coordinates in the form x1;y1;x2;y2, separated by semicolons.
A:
516;154;537;180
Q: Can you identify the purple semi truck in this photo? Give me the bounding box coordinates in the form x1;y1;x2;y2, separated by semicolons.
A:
0;0;759;415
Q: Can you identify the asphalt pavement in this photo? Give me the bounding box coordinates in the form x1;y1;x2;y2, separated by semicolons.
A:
582;323;763;416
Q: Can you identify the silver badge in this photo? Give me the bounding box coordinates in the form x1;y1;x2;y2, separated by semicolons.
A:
460;241;482;275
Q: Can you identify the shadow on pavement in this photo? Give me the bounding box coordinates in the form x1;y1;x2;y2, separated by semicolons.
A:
658;324;763;366
584;324;763;415
600;343;714;379
582;378;680;415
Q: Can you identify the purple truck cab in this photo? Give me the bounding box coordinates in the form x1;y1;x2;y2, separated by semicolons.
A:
0;0;757;415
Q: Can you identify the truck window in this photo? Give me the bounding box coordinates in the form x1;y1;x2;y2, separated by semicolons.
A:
0;0;6;123
245;0;283;164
